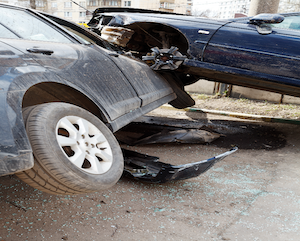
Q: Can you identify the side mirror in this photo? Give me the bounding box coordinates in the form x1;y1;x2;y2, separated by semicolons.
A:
249;13;285;35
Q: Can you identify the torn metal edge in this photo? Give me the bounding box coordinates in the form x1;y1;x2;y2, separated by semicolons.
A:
122;147;238;183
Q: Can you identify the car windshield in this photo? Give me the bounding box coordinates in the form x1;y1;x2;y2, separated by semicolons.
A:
0;6;72;43
59;25;94;45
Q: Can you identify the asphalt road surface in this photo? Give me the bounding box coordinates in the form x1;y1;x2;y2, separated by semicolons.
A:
1;108;299;241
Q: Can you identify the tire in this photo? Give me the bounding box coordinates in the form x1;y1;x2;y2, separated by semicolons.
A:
16;103;124;195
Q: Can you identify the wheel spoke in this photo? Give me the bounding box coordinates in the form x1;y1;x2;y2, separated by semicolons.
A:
59;117;78;136
88;154;112;174
99;161;112;173
167;46;178;54
69;150;86;168
151;47;160;55
77;118;90;135
92;133;107;144
57;135;77;147
88;155;104;173
96;150;112;163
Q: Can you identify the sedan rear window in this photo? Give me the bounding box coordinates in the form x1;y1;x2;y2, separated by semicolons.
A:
0;7;72;43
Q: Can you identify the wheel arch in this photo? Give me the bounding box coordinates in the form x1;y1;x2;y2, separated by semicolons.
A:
22;82;111;128
125;21;190;55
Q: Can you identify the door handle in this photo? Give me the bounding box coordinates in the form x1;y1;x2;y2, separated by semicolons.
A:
26;48;54;55
108;53;119;57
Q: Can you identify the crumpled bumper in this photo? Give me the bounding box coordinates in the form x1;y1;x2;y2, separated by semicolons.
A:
123;147;238;183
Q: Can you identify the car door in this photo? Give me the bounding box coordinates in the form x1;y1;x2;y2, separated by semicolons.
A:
43;13;175;109
203;18;300;81
107;53;174;107
0;5;141;121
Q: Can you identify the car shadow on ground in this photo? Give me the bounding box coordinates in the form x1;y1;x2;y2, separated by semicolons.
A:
183;111;287;150
205;120;287;150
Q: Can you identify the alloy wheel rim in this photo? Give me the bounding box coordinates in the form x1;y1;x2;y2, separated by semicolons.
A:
55;116;113;174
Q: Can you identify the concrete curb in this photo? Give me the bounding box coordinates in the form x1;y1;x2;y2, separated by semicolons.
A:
160;104;300;125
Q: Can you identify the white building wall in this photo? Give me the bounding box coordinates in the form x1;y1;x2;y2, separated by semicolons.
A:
121;0;188;14
220;0;251;18
174;0;189;14
193;0;251;19
121;0;159;10
0;0;122;23
46;0;87;23
279;0;300;13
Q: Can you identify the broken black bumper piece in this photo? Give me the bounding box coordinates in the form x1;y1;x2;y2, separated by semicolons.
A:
122;147;238;183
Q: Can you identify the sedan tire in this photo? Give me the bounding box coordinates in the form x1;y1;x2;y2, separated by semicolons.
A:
16;103;124;195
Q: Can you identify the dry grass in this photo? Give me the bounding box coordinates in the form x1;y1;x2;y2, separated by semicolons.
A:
191;94;300;120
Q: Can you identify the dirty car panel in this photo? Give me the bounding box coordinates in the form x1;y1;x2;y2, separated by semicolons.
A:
0;3;176;193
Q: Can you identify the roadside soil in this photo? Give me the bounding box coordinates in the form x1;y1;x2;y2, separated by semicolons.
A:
191;93;300;120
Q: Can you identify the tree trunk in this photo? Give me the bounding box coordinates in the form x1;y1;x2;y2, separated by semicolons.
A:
30;0;36;9
248;0;280;16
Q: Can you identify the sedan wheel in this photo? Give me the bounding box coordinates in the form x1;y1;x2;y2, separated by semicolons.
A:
16;103;124;195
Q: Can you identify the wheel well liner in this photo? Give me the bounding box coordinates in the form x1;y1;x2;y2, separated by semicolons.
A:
22;82;109;124
124;22;189;55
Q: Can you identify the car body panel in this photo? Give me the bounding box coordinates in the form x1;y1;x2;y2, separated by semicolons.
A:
204;21;300;80
0;41;36;175
183;59;300;96
0;4;176;176
108;54;174;106
123;147;238;183
1;38;142;120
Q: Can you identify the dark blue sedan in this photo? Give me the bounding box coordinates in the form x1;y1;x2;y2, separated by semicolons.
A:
88;8;300;101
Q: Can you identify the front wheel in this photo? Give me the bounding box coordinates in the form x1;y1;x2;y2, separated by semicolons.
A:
16;103;124;195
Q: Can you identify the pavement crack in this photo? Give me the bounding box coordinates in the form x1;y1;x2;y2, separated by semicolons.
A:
6;200;27;212
111;224;119;237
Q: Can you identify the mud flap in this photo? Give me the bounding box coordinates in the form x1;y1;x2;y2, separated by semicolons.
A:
159;72;195;109
122;147;238;183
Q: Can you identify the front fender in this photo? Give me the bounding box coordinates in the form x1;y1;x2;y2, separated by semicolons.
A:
0;67;35;176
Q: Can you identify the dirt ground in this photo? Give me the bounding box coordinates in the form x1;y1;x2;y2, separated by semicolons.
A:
1;103;300;241
191;94;300;120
